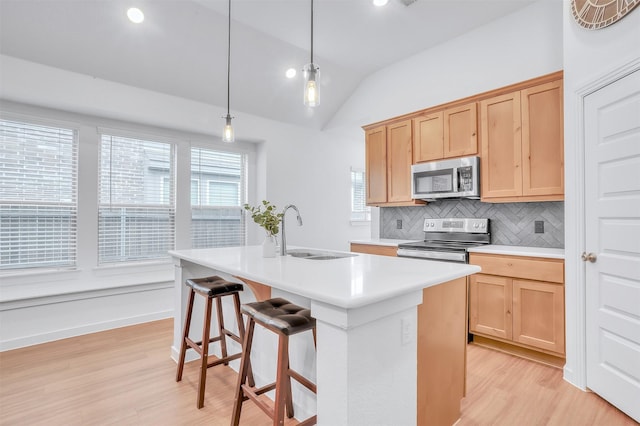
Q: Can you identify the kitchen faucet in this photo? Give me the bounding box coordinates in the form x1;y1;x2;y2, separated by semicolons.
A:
280;204;303;256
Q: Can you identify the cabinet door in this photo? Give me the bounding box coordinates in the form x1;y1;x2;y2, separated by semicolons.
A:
350;243;397;257
521;80;564;197
512;279;565;354
469;274;512;340
480;92;522;199
444;102;477;158
386;120;413;202
365;126;387;204
413;112;443;163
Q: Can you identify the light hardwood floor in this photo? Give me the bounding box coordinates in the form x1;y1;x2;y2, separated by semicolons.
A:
0;319;636;426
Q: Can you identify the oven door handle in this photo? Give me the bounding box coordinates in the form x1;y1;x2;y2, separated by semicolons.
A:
396;248;467;263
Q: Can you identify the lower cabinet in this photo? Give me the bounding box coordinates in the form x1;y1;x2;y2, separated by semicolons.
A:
468;253;565;365
350;242;397;257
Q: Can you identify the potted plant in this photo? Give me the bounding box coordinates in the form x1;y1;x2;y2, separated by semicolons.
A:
244;200;283;257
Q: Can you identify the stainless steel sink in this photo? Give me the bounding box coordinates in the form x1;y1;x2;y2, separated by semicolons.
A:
286;249;357;260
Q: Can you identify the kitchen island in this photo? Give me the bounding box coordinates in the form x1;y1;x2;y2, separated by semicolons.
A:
169;246;480;426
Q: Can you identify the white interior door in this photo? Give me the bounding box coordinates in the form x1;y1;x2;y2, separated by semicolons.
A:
584;68;640;423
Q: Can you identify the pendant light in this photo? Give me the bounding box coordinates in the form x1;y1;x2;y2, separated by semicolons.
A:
303;0;320;107
222;0;234;143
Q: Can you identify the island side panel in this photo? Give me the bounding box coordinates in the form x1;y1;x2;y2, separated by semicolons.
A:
417;277;467;426
312;291;423;426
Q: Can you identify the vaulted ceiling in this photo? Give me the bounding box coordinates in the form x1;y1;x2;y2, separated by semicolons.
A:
0;0;537;129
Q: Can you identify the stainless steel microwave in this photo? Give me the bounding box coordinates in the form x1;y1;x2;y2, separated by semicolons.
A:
411;156;480;200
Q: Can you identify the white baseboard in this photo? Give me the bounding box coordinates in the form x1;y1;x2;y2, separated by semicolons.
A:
0;282;174;352
0;310;172;352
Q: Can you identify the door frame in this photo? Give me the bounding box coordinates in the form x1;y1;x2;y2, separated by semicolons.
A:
565;55;640;391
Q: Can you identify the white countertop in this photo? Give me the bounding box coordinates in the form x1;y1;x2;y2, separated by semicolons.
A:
169;245;479;309
467;245;565;259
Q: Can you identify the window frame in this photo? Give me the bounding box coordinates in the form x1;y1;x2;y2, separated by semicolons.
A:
0;115;80;273
190;145;248;249
350;167;371;224
97;131;177;266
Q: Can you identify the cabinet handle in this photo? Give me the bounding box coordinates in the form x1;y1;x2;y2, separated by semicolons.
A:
581;252;597;263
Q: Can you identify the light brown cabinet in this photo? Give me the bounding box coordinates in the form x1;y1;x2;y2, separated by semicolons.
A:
365;126;387;204
480;80;564;202
350;243;398;257
365;120;424;206
413;102;477;163
469;253;565;365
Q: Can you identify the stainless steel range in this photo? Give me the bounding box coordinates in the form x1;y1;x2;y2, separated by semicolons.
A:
397;218;490;264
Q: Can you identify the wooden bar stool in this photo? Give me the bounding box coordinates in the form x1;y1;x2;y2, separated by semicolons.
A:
176;275;254;409
231;297;317;426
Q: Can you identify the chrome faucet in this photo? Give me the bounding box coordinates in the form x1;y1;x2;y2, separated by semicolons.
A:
280;204;303;256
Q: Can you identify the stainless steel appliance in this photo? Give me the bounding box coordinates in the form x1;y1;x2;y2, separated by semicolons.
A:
411;156;480;201
397;218;490;263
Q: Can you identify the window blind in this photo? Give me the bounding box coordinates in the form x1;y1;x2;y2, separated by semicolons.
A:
0;119;78;270
98;134;175;264
191;147;246;248
351;169;370;222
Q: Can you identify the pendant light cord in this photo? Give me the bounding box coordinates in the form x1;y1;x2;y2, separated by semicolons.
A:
310;0;314;64
226;0;231;116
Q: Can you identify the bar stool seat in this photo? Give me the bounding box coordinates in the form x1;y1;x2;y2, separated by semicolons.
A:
176;275;254;409
231;297;317;426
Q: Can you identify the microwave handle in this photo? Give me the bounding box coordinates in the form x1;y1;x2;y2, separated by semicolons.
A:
453;167;459;192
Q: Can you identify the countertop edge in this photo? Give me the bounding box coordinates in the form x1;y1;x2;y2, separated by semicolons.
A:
467;245;565;259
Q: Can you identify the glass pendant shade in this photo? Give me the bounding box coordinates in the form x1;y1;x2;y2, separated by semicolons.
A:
303;63;320;107
222;114;234;143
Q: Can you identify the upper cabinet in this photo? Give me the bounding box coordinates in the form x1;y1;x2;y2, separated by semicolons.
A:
480;80;564;202
363;71;563;206
365;125;388;204
365;120;424;206
413;102;478;163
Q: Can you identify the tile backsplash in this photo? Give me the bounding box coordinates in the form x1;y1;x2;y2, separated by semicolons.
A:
381;200;564;248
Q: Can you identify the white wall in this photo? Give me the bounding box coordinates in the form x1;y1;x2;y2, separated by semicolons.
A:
0;56;370;350
561;0;640;389
326;0;563;131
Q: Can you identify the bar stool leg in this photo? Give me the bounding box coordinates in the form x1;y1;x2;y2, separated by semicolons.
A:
274;333;289;426
176;288;196;382
232;293;255;387
197;296;214;409
215;296;229;365
231;318;256;426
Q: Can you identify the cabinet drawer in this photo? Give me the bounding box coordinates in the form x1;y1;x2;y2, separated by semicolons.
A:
469;253;563;284
350;243;397;257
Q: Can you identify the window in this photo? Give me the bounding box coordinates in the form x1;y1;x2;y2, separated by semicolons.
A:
98;134;175;264
351;168;370;222
0;119;78;270
191;147;246;248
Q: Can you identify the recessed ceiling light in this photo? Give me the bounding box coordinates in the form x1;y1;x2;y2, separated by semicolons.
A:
373;0;389;6
285;68;297;79
127;7;144;24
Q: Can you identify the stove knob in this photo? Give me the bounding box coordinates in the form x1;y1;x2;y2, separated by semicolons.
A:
473;223;479;228
481;223;486;228
430;222;434;227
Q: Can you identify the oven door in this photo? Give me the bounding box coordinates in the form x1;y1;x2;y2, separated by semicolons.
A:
396;247;468;263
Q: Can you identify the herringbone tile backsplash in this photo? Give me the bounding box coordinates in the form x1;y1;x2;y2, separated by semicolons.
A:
381;201;564;248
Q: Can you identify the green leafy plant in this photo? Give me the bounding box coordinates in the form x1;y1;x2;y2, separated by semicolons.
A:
244;200;284;237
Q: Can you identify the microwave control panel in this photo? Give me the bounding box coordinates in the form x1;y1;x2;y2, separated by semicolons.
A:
458;166;473;192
